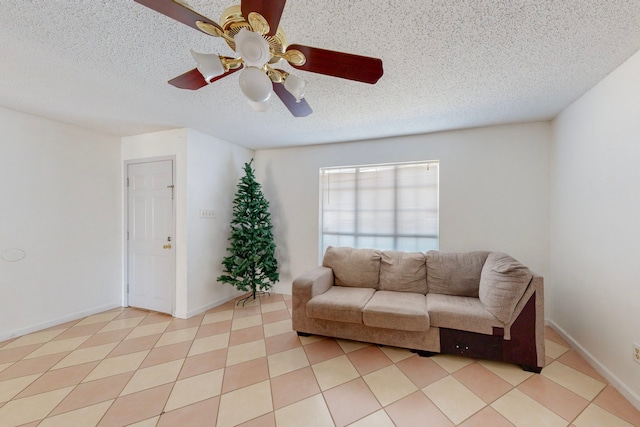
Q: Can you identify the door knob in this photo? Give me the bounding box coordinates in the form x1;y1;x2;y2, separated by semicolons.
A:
163;244;172;249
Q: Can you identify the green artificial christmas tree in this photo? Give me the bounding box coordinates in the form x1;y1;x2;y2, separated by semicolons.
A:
218;160;279;303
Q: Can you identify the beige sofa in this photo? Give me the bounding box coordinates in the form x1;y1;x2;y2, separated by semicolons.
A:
292;247;545;372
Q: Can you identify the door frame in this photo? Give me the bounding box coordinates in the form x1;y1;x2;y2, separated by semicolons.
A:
123;156;177;315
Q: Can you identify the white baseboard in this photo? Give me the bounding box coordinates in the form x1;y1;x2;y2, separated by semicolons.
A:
546;319;640;411
272;281;292;296
180;285;291;320
182;291;245;319
0;302;122;343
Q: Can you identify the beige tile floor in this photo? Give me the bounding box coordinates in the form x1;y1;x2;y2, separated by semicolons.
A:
1;293;639;426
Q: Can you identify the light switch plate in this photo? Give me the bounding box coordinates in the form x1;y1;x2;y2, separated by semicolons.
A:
200;209;216;218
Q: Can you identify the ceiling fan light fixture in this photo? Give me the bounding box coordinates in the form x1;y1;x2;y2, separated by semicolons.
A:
239;66;272;103
138;0;383;117
284;74;306;102
190;50;225;83
234;28;271;67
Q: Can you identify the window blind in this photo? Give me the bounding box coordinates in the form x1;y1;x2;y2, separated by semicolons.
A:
320;161;439;253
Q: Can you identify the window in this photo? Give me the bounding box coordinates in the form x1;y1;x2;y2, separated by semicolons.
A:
320;161;439;253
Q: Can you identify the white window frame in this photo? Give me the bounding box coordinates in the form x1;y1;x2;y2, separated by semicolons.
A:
319;160;439;256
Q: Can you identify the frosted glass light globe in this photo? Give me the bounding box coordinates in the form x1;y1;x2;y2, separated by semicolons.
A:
239;66;272;102
190;50;225;83
284;74;306;102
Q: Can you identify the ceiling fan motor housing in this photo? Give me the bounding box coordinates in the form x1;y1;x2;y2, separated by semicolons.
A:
234;28;272;67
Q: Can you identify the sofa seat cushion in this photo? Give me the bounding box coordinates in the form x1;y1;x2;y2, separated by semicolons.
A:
427;294;504;335
479;252;532;323
307;286;375;324
363;291;429;332
323;246;381;289
379;251;427;294
426;251;490;297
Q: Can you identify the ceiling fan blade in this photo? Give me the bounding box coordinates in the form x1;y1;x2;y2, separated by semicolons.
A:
241;0;286;36
168;68;207;90
134;0;223;36
273;82;312;117
287;44;383;84
168;66;240;90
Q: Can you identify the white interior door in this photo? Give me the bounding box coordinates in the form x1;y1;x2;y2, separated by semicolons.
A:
127;159;175;314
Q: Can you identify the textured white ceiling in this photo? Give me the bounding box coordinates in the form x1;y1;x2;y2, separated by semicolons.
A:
1;1;640;150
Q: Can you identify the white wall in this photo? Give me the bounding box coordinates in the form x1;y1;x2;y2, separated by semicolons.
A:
0;107;122;341
551;50;640;405
121;128;253;318
185;128;253;316
254;122;551;298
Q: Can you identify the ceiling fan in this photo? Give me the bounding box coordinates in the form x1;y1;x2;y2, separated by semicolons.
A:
134;0;384;117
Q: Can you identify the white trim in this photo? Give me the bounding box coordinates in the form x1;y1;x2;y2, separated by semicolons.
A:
183;290;245;319
272;281;292;296
546;319;640;411
0;302;122;343
123;156;177;316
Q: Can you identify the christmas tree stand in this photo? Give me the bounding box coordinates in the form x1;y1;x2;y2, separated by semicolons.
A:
236;290;271;307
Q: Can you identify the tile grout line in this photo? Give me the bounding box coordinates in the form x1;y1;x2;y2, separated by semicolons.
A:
84;308;161;426
42;308;130;425
28;310;117;423
261;294;282;426
157;308;206;424
92;307;149;427
2;302;639;426
567;384;615;427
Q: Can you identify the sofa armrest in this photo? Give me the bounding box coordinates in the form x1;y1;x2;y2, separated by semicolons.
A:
292;266;334;332
292;266;334;303
508;274;543;323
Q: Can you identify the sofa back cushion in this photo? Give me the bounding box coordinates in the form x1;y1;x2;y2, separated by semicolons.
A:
479;252;533;323
322;246;381;289
426;251;490;297
379;251;427;294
